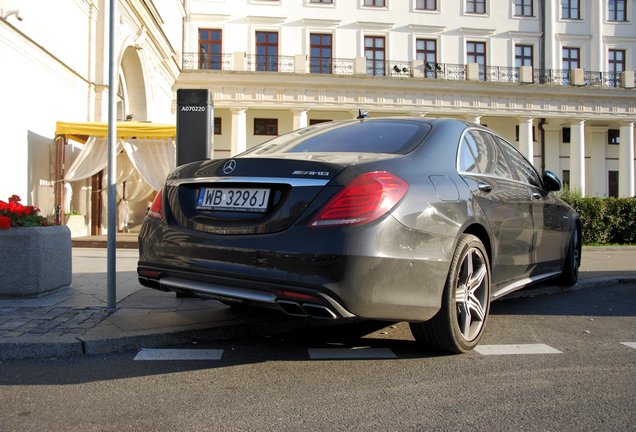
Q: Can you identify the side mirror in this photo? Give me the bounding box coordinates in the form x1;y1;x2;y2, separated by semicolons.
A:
542;170;562;192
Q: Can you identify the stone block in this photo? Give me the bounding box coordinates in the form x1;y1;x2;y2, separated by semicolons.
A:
620;71;635;89
294;54;307;74
233;52;245;71
466;63;480;81
570;68;584;86
519;65;533;83
0;226;72;298
411;60;425;78
354;57;367;75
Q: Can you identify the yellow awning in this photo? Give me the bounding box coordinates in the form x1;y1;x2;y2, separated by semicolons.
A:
56;121;176;143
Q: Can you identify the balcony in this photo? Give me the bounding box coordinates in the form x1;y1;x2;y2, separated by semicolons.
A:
182;52;635;89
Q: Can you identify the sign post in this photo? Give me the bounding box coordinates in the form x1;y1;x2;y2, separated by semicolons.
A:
176;89;214;166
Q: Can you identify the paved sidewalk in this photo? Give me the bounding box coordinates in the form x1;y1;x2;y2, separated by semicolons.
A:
1;247;635;361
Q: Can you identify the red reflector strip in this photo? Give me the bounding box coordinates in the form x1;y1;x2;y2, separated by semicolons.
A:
139;270;161;277
148;188;163;219
275;290;321;302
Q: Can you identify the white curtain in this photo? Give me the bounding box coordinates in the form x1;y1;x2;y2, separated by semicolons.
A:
122;138;176;191
64;136;175;233
64;137;124;182
63;136;175;201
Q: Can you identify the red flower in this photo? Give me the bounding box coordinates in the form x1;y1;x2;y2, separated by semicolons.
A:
0;215;11;229
0;195;49;228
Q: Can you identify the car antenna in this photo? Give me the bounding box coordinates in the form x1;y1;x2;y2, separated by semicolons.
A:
357;109;369;119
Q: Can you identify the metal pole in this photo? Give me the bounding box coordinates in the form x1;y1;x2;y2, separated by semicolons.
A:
107;0;117;311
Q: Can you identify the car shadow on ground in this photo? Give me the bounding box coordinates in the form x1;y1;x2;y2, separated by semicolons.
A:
2;282;634;386
491;281;636;317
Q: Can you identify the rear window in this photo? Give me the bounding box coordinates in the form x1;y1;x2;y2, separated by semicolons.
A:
242;119;431;156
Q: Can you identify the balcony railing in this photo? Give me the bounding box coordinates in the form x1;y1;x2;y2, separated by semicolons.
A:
183;53;234;71
245;54;295;73
309;57;355;75
182;52;634;89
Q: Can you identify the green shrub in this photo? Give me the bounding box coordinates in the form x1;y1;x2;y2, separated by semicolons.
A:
557;188;636;245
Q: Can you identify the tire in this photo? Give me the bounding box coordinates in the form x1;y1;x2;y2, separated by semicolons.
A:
558;227;580;286
410;234;491;354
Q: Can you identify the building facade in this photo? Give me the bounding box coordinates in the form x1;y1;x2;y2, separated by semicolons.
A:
0;0;182;231
178;0;636;198
1;0;635;236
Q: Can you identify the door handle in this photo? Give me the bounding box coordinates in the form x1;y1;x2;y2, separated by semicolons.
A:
477;184;492;192
531;193;541;200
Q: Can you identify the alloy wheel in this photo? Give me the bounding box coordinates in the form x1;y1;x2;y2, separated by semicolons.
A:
455;247;489;342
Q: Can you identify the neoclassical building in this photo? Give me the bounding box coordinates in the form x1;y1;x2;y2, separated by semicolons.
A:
178;0;636;198
2;0;635;235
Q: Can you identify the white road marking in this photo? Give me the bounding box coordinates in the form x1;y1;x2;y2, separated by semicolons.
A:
308;347;397;360
475;344;562;356
620;342;636;350
134;348;224;361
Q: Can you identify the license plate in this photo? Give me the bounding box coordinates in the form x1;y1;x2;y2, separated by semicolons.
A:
196;187;270;212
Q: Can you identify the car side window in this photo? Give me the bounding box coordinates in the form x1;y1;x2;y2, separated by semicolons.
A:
462;131;513;179
458;137;479;173
495;136;542;187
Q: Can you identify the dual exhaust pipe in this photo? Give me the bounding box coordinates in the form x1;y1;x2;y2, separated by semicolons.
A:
277;300;338;320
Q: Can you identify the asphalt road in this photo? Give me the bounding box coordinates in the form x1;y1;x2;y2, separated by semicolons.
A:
1;282;635;431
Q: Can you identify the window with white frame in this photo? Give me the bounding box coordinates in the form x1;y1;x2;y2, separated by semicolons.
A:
562;47;580;71
416;0;436;10
515;45;533;67
562;0;580;19
365;36;386;76
608;49;625;88
466;0;486;14
608;0;626;21
514;0;533;16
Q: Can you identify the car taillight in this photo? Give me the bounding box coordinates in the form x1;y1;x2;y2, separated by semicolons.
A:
309;172;408;228
148;188;163;220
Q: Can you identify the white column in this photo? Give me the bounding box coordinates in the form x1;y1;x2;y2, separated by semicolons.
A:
230;107;248;157
589;126;609;197
518;116;535;162
590;0;603;71
619;121;635;197
291;108;309;131
544;0;557;70
569;118;587;193
543;123;562;176
464;113;482;124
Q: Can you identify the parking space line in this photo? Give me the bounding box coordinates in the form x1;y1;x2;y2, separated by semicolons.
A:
620;342;636;350
308;348;397;360
475;344;562;356
134;348;224;361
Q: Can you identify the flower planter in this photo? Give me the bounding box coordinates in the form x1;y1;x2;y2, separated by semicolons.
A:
64;214;87;237
0;226;72;298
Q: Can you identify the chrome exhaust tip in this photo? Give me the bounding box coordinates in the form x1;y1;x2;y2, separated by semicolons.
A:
302;303;338;320
277;300;307;317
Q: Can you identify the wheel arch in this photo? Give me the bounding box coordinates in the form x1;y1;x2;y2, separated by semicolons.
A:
462;223;493;265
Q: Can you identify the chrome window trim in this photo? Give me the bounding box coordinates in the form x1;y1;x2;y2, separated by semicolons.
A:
166;177;331;187
457;127;547;190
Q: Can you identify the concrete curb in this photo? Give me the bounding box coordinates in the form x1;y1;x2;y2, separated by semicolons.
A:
2;278;635;361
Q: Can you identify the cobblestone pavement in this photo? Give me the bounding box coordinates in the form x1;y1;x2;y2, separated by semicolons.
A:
0;307;111;339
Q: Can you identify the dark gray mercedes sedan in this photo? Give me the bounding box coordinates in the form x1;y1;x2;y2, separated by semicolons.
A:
138;117;581;353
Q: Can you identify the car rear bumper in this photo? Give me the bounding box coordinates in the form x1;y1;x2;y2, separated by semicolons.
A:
137;215;455;322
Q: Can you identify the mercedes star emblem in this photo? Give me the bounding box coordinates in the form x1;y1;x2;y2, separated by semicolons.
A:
223;159;237;174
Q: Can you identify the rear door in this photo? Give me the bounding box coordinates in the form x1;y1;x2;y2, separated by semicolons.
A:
494;136;569;274
458;130;536;288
